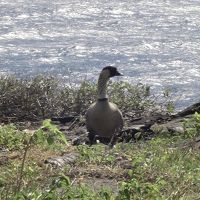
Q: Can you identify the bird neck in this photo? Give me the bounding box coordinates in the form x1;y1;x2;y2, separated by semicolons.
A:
97;73;109;100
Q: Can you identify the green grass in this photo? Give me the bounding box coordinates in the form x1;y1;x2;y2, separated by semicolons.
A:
0;114;200;199
117;137;200;199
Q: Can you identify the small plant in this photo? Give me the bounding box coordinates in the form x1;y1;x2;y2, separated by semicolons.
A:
77;144;116;166
117;177;166;200
13;119;67;194
193;112;200;133
33;119;67;148
0;124;29;150
183;112;200;139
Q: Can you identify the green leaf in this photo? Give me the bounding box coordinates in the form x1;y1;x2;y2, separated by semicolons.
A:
58;133;67;144
47;136;54;145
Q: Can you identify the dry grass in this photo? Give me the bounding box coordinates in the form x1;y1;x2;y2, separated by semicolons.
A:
0;75;171;123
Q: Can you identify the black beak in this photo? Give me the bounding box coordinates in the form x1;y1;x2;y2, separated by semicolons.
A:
116;71;123;76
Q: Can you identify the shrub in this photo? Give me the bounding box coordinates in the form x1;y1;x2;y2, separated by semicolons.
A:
0;75;172;122
0;124;28;150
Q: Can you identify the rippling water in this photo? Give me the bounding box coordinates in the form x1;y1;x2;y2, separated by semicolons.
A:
0;0;200;109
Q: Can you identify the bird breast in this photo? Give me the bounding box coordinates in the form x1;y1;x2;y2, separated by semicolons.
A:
86;101;123;138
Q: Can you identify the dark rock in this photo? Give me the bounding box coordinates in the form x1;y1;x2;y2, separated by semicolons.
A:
150;119;185;135
114;154;132;169
54;101;200;145
149;101;200;135
51;116;76;124
173;102;200;118
62;127;88;145
0;147;9;153
72;133;89;145
0;156;8;165
45;152;78;168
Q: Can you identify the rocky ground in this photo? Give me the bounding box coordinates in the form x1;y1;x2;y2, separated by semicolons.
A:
44;102;200;192
50;101;200;149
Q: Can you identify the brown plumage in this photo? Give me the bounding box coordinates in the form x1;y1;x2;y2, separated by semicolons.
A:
86;66;124;142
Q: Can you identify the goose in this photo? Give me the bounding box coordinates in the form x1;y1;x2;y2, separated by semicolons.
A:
86;66;124;144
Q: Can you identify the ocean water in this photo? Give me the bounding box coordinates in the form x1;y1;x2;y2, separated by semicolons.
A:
0;0;200;110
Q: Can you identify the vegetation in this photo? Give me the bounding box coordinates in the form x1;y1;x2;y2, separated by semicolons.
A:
0;75;199;199
0;75;172;122
0;112;200;199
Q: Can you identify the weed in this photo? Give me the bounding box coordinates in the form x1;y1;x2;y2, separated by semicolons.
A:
183;112;200;139
0;119;68;198
76;144;116;166
0;124;28;150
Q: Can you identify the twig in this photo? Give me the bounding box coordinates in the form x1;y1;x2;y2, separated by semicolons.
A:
15;136;33;194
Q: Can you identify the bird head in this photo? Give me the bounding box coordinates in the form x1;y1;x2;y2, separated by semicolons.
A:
101;66;123;78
